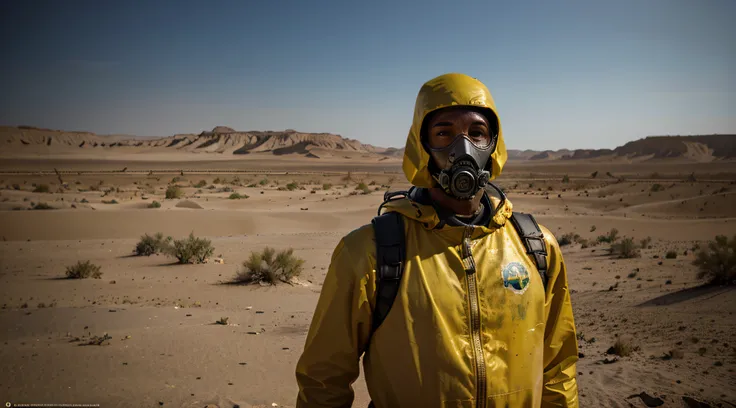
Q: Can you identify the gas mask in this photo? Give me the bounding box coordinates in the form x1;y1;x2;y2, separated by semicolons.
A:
427;134;496;200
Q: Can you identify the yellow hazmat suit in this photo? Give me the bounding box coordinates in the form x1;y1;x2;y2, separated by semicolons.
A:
296;73;579;407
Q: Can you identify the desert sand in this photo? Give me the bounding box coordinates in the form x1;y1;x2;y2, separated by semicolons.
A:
1;129;735;408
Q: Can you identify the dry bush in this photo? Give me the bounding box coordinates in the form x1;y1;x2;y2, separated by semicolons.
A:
640;236;652;249
597;228;619;244
650;184;665;192
167;232;214;264
355;182;371;195
323;183;333;190
562;175;570;183
234;247;304;285
665;250;678;259
229;192;248;199
692;235;735;285
610;237;640;258
286;182;299;191
193;180;207;188
558;232;580;247
135;232;171;256
165;185;183;199
101;199;118;204
33;184;50;193
148;200;161;208
607;337;638;357
258;178;268;186
591;171;598;179
66;261;102;279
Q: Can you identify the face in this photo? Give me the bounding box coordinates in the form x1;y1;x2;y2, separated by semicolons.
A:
426;107;492;150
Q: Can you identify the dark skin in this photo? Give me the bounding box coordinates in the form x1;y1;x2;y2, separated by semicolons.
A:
426;107;492;216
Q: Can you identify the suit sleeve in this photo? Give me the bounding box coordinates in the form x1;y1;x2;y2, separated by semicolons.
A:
539;225;579;407
295;236;375;408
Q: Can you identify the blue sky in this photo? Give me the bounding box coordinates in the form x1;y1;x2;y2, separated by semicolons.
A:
1;0;734;150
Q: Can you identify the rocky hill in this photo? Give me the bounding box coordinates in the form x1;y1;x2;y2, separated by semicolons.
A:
0;126;392;157
2;127;733;162
506;135;735;161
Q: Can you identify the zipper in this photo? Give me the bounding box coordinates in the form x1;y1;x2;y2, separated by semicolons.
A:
462;226;486;408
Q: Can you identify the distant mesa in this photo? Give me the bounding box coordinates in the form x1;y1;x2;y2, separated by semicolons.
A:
506;135;735;162
1;125;398;158
211;126;236;134
2;126;733;162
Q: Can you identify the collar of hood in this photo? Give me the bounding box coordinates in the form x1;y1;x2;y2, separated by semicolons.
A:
402;72;508;188
380;185;514;232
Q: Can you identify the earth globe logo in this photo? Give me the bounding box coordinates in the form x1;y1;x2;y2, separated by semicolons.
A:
502;261;530;294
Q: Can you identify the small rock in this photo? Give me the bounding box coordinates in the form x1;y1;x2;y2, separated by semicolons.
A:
681;396;714;408
256;310;265;314
578;352;585;358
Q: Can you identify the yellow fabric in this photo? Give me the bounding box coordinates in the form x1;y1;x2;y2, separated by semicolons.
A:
402;72;508;188
295;73;578;408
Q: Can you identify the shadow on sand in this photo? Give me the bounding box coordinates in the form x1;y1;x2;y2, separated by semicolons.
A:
637;284;733;307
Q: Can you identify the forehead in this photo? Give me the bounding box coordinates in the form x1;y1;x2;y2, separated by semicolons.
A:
428;107;488;124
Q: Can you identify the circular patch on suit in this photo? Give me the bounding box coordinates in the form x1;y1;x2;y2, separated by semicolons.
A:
502;261;530;294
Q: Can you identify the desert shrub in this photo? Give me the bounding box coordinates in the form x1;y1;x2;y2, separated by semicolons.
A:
627;271;638;278
171;176;182;183
101;199;118;204
562;175;570;183
80;198;89;203
692;235;736;285
597;228;619;244
247;183;257;188
213;177;222;184
665;250;678;259
194;180;207;188
323;183;332;190
135;232;171;256
234;247;305;285
33;184;50;193
165;185;183;199
590;225;597;232
607;337;637;357
258;178;268;186
229;192;248;199
148;200;161;208
640;236;652;249
32;202;54;210
65;261;102;279
286;182;299;191
651;184;664;192
12;183;21;190
167;232;214;264
591;171;598;179
559;232;580;247
610;237;640;258
356;182;368;190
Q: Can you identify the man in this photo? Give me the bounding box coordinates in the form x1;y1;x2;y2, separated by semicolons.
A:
295;73;579;407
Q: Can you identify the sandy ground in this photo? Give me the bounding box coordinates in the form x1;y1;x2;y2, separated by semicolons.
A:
1;156;735;408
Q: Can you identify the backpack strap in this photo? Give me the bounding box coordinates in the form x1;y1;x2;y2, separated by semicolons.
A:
371;211;406;333
509;212;548;289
